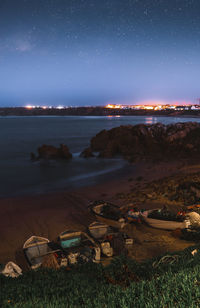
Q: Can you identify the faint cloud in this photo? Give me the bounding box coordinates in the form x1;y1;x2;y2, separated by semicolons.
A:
15;40;32;52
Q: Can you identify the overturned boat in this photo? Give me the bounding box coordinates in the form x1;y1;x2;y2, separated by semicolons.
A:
141;209;190;231
89;200;126;229
23;236;56;269
58;230;101;264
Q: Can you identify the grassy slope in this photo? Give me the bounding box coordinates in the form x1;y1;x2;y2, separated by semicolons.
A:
1;245;200;308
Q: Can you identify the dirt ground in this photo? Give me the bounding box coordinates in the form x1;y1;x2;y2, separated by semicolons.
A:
0;160;198;269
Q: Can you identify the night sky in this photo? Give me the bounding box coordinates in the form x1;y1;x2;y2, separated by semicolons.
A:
0;0;200;107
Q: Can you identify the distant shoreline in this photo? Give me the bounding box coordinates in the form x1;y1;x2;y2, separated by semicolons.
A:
1;106;200;117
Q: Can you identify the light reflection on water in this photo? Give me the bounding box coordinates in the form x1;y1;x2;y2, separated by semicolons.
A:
145;117;158;124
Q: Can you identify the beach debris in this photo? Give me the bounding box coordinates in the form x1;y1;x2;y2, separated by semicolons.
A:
41;254;60;269
100;241;113;257
127;207;141;223
1;262;22;278
186;212;200;228
152;254;180;268
191;249;198;256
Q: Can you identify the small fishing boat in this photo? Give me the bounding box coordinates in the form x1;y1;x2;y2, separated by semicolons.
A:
88;221;133;257
141;209;190;230
89;200;126;229
58;230;101;264
23;236;56;269
88;221;109;239
88;221;113;257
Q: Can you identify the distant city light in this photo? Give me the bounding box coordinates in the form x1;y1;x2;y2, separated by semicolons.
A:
25;105;35;109
105;102;200;111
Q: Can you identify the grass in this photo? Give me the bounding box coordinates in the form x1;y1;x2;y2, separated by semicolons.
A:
1;245;200;307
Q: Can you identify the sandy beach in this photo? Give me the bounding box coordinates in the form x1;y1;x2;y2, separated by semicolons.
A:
0;159;197;270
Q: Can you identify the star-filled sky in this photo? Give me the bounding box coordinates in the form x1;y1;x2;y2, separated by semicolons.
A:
0;0;200;107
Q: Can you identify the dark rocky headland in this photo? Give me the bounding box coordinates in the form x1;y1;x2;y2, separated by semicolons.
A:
81;122;200;161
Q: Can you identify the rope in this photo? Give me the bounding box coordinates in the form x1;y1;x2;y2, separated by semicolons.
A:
152;254;180;268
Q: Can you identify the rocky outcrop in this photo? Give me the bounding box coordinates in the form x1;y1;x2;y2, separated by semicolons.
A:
82;122;200;162
80;147;94;158
31;144;72;161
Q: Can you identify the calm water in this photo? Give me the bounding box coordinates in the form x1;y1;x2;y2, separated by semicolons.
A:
1;115;200;197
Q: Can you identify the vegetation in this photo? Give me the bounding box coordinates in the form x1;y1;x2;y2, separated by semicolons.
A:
1;245;200;307
181;227;200;241
123;172;200;206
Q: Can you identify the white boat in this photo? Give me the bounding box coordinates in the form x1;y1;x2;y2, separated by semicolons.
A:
141;209;190;230
23;236;52;269
88;221;109;239
58;230;101;263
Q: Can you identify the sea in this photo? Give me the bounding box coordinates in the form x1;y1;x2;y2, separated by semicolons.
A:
1;115;200;198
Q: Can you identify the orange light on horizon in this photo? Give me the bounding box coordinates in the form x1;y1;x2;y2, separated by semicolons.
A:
106;104;121;109
25;105;35;109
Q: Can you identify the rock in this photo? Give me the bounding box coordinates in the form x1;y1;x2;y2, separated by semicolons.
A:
80;147;94;158
82;122;200;162
58;144;72;159
34;144;72;160
30;152;37;161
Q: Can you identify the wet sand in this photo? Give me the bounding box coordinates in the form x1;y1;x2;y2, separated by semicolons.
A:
0;160;197;268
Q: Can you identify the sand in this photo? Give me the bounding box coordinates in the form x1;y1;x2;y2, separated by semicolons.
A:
0;160;197;269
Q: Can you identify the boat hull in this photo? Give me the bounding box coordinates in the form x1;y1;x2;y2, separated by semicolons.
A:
94;214;125;229
141;210;188;230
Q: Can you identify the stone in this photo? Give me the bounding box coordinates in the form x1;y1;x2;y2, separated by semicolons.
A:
32;144;72;161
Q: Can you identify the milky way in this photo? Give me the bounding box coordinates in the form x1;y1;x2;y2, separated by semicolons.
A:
0;0;200;106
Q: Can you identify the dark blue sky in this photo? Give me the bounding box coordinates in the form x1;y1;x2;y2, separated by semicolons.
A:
0;0;200;106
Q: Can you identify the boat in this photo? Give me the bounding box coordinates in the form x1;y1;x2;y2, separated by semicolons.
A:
140;209;190;230
88;221;113;257
88;221;109;239
89;200;126;229
88;221;133;257
23;236;56;269
58;230;101;264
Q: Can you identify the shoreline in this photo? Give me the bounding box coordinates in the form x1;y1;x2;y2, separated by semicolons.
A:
1;114;200;118
0;159;196;268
